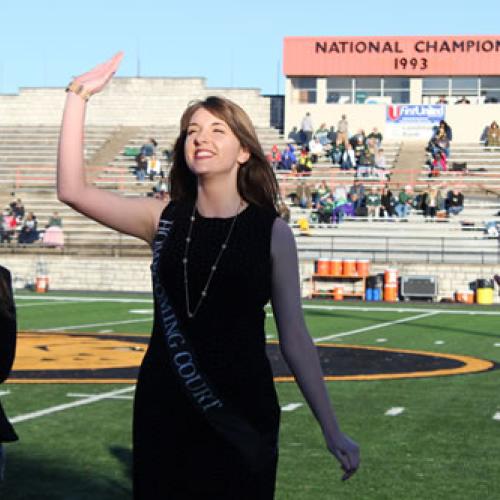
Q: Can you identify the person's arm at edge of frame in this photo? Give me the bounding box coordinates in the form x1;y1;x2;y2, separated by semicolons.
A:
269;217;360;481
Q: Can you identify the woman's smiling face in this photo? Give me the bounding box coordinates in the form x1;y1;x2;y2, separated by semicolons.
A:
184;107;249;178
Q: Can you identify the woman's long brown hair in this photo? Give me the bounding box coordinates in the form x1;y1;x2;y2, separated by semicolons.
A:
169;96;281;215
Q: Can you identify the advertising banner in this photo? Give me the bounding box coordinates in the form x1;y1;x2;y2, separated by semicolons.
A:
385;104;445;140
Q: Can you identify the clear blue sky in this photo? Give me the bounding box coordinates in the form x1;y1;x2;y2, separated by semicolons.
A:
0;0;498;96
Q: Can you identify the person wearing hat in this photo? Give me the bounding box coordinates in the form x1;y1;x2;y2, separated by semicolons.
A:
0;265;19;481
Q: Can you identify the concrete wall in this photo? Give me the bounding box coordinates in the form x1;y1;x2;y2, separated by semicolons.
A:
285;77;500;143
0;77;271;128
2;254;498;303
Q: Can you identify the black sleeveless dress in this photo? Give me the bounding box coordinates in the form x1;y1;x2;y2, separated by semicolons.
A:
133;199;281;499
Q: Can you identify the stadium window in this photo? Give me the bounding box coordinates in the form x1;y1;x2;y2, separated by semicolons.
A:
383;77;410;103
422;77;450;103
291;78;317;104
326;77;352;104
450;77;478;98
354;77;382;103
480;77;500;103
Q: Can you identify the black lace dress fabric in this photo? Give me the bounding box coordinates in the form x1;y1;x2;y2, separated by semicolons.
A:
133;199;281;499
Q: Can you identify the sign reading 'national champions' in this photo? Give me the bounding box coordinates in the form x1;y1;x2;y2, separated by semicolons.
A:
284;36;500;76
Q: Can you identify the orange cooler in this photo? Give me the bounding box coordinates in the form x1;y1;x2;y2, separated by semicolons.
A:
333;287;344;301
384;268;398;284
35;276;48;293
384;283;398;302
455;291;474;304
317;259;330;276
342;260;357;276
356;259;370;277
329;259;342;276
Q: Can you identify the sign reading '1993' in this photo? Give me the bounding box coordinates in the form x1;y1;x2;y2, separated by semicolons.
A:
284;36;500;77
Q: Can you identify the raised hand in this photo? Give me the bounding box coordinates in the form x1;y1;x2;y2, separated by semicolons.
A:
326;431;360;481
70;51;124;99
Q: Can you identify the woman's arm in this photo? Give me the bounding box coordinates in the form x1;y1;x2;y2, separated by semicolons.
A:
270;217;360;480
57;52;166;245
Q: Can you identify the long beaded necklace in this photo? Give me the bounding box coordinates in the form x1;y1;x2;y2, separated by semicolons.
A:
183;199;244;319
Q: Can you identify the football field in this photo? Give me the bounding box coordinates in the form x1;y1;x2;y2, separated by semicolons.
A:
1;291;500;499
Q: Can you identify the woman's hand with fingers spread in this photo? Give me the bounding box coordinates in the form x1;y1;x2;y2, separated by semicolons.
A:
68;51;124;100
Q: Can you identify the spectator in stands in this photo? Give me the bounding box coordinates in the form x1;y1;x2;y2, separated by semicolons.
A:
329;142;344;166
42;211;64;248
308;138;323;163
349;180;365;203
422;187;442;221
380;186;396;218
367;127;383;147
332;190;349;224
300;112;314;146
353;135;367;166
18;212;39;244
446;188;464;216
350;129;366;150
267;145;282;171
437;95;448;104
135;153;148;181
147;154;162;181
486;121;500;147
365;187;381;220
297;148;313;175
395;185;413;218
312;180;331;208
140;138;158;157
153;172;168;196
374;148;388;180
10;199;25;222
287;126;300;145
336;114;349;148
430;151;447;176
455;96;470;105
295;182;313;208
0;211;16;244
317;192;335;223
327;126;337;145
279;144;297;171
0;264;19;481
315;123;330;146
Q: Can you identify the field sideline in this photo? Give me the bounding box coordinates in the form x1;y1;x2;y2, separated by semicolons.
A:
1;291;499;499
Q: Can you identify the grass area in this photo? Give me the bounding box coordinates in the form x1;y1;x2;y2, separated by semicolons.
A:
1;291;500;499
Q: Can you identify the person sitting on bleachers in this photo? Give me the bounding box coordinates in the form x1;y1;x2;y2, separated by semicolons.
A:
380;186;396;218
329;142;344;165
367;127;383;147
374;148;388;180
294;181;313;208
147;154;162;181
308;138;324;163
312;180;331;209
42;211;64;248
455;96;470;104
140;138;157;157
429;151;447;176
297;148;313;175
135;153;148;182
315;123;330;146
0;211;16;244
395;185;413;218
317;192;335;223
486;121;500;147
278;144;297;171
266;145;282;171
446;188;464;216
327;126;337;145
422;187;442;221
287;126;301;145
430;120;452;157
353;136;367;166
365;187;381;220
18;212;39;244
10;199;25;222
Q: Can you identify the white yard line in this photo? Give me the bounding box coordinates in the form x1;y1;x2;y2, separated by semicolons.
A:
10;386;135;424
17;301;93;308
314;311;439;342
37;318;153;332
66;392;133;400
0;390;10;396
385;407;405;416
492;412;500;421
281;403;303;412
299;304;500;316
15;295;151;304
